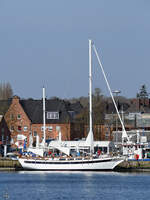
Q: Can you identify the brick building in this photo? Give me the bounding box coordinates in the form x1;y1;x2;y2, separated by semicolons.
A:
0;96;84;148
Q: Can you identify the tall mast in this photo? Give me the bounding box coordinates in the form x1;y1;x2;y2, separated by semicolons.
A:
89;39;93;134
86;39;94;154
42;87;46;146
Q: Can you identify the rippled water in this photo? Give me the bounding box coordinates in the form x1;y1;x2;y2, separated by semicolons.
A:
0;171;150;200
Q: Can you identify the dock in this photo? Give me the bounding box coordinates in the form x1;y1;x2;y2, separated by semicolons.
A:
0;158;22;171
115;160;150;171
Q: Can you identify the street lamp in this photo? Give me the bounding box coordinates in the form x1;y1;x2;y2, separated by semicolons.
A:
113;90;121;97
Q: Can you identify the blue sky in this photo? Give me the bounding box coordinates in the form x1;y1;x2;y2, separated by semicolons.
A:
0;0;150;99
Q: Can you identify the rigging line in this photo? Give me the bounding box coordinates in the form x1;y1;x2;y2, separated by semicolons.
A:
92;43;129;142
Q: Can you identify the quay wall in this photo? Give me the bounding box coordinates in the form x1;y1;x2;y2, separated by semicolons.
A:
0;158;22;171
116;160;150;171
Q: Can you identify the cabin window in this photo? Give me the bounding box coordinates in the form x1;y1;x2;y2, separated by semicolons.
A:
47;112;59;120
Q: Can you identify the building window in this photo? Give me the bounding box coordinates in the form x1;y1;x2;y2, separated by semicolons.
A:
47;112;59;120
10;138;14;144
2;134;4;142
10;114;14;120
41;126;44;132
105;131;109;140
56;126;60;131
24;126;28;132
33;131;37;137
10;126;14;132
17;126;22;131
48;126;53;131
17;114;21;119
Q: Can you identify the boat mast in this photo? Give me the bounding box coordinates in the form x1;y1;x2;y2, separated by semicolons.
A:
86;40;94;154
89;40;93;138
42;87;46;146
89;39;93;136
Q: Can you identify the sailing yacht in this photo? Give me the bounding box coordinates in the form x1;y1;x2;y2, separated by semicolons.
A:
18;40;124;171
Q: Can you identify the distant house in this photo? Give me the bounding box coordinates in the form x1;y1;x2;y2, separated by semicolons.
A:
105;96;150;131
0;96;84;148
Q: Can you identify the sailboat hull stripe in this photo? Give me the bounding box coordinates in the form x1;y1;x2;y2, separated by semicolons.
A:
24;159;117;165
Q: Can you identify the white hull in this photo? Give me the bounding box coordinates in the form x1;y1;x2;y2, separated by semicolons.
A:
18;157;123;171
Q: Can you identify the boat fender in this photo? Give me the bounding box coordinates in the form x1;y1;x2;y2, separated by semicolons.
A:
97;149;101;156
134;154;139;160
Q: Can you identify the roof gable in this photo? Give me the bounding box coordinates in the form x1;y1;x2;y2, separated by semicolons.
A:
20;98;82;124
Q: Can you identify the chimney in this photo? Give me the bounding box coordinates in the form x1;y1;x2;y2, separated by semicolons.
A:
12;96;20;104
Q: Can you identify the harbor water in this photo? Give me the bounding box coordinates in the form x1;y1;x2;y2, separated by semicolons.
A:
1;171;150;200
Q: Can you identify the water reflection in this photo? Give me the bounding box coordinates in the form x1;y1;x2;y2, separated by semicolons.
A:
1;171;150;200
18;170;150;176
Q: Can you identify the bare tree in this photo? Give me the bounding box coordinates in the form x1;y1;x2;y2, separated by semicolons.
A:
137;84;149;99
0;82;13;100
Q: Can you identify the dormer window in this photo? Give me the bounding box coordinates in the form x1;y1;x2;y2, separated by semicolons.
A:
68;111;75;118
47;112;59;119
